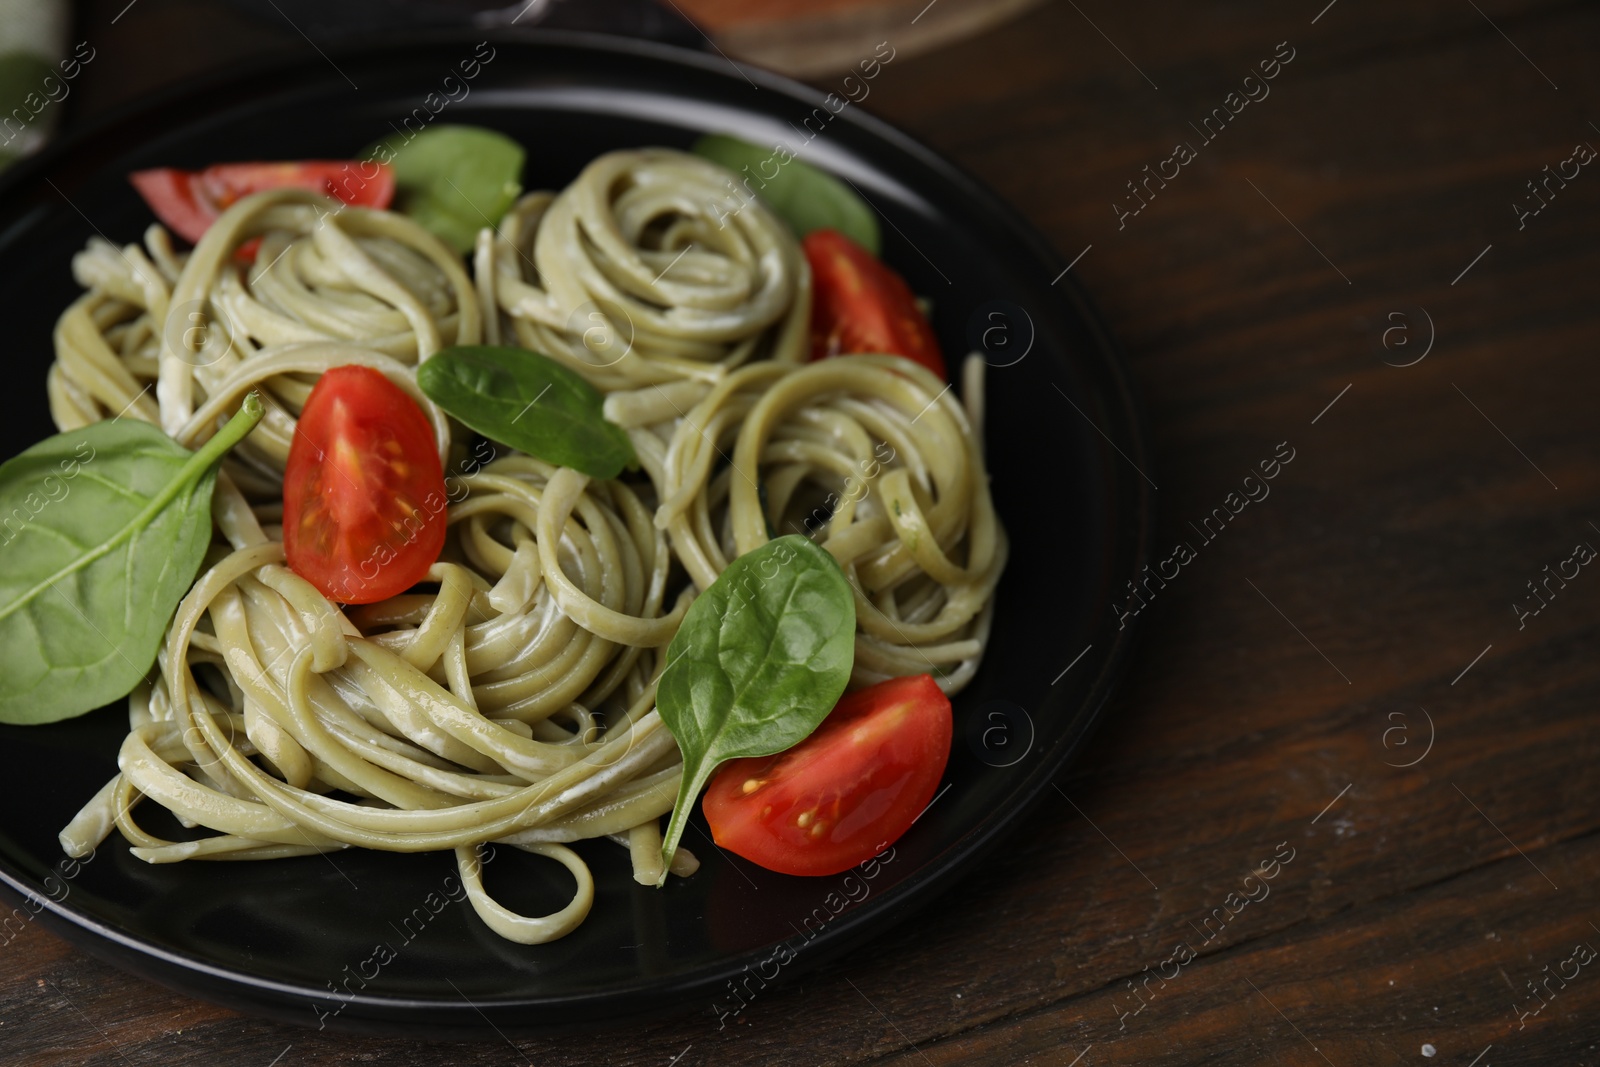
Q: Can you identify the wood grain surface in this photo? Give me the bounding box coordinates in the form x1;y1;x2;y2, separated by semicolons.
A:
5;0;1600;1064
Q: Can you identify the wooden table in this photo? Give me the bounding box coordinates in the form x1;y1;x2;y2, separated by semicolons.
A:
8;1;1600;1063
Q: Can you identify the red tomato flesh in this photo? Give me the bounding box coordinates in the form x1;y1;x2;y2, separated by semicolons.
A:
283;365;446;605
129;160;395;245
703;674;952;877
803;228;947;379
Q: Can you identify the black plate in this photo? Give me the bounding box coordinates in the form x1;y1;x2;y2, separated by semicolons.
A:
0;31;1152;1035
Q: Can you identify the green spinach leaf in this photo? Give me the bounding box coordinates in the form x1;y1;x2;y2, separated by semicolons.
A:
417;344;636;479
655;535;856;882
368;125;524;254
692;133;880;254
0;393;264;724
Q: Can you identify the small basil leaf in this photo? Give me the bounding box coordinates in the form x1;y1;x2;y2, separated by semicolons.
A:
417;345;636;479
0;394;265;724
692;133;881;254
367;125;525;254
655;535;856;882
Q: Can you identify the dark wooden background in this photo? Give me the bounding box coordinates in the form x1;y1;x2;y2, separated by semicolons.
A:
5;0;1599;1063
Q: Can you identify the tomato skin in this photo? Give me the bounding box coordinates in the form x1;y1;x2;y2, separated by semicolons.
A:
127;170;215;247
803;229;947;379
129;161;395;245
703;674;952;877
282;365;447;605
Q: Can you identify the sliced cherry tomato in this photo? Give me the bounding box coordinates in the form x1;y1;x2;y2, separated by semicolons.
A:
129;160;395;245
283;365;446;605
803;228;947;379
703;674;952;877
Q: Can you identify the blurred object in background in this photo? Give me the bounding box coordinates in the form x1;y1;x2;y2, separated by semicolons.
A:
672;0;1046;76
57;0;1048;134
0;0;71;169
218;0;706;50
216;0;1043;78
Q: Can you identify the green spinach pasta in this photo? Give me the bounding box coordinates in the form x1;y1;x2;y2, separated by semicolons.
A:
35;144;1006;945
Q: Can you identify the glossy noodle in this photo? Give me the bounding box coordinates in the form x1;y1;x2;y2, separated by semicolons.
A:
49;148;1005;944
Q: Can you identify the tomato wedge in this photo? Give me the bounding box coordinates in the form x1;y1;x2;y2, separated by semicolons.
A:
129;161;395;245
703;674;952;877
283;365;446;605
803;228;947;379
